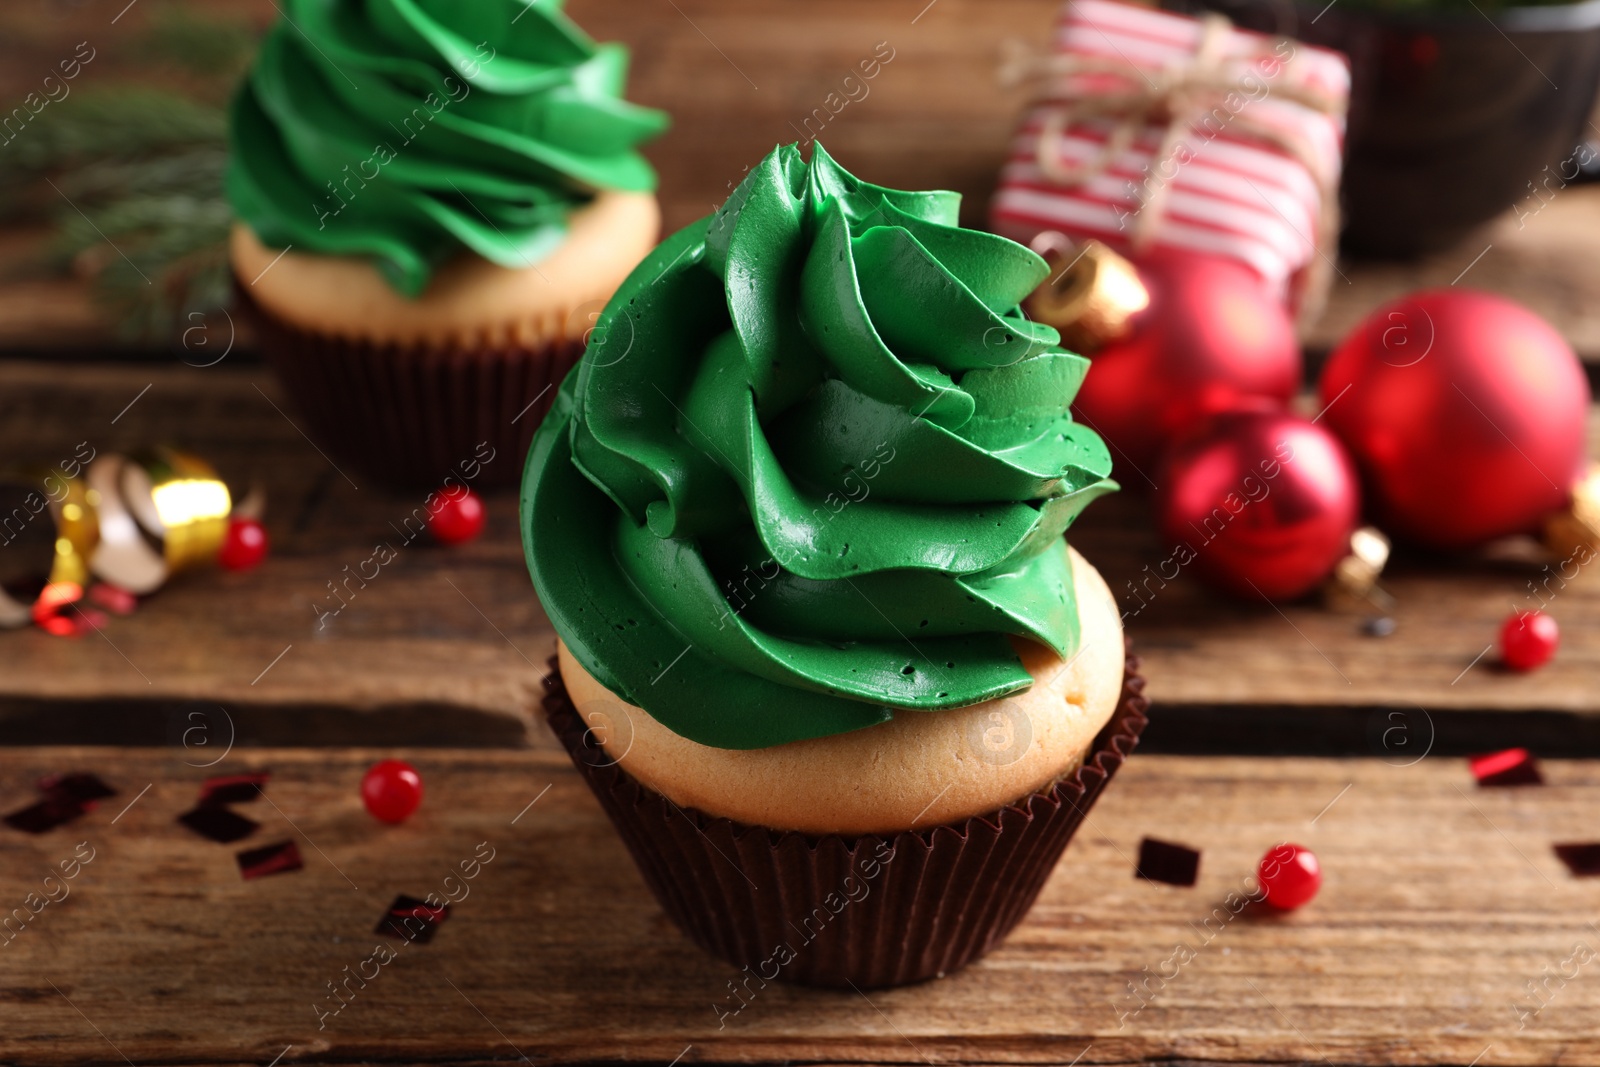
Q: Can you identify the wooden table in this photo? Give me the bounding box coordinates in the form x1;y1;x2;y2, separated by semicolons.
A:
3;364;1600;1065
5;747;1598;1066
5;362;1600;754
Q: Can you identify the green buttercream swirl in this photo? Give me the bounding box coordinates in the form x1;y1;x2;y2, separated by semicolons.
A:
227;0;668;296
522;144;1116;750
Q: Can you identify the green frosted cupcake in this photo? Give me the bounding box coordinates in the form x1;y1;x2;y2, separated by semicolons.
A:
228;0;668;489
525;143;1146;988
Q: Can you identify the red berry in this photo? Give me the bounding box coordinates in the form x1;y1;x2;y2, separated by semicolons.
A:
426;489;486;545
1501;611;1558;672
362;760;423;824
1258;843;1321;910
219;518;269;571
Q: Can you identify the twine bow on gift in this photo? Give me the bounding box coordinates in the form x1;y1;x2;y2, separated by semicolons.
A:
998;14;1346;324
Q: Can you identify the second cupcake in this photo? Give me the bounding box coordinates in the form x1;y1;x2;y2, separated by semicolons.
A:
228;0;669;489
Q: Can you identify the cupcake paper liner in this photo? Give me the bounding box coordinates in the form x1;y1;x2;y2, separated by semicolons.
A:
237;283;582;491
543;646;1149;989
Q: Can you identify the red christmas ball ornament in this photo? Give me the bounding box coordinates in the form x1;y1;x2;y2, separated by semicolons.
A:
1258;843;1321;909
1319;289;1589;549
1157;409;1361;600
426;489;486;545
1500;610;1559;672
1071;250;1301;482
218;517;269;571
362;759;423;824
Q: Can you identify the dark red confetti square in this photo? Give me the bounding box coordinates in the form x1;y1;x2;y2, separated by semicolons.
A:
237;840;303;880
1470;748;1543;787
4;795;84;834
39;773;117;807
1555;843;1600;877
375;894;451;944
5;771;118;833
1136;837;1201;887
198;772;270;807
178;806;259;844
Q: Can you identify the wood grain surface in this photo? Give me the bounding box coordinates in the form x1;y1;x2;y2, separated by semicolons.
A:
4;361;1600;749
0;746;1596;1065
0;0;1595;356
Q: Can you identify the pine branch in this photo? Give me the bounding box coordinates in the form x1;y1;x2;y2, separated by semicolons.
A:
51;192;233;340
0;83;233;342
54;146;228;204
0;1;260;345
0;89;225;175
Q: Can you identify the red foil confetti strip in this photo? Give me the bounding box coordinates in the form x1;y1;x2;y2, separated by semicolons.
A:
237;840;303;880
198;772;270;807
1469;748;1544;787
31;582;103;638
38;616;78;638
31;581;82;623
88;582;139;616
4;771;117;833
1136;837;1202;887
375;895;451;944
72;607;108;634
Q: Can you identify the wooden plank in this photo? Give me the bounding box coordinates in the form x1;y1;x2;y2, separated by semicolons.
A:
0;230;106;352
0;747;1596;1065
1;0;1599;361
4;361;1600;748
0;361;553;745
1074;478;1600;718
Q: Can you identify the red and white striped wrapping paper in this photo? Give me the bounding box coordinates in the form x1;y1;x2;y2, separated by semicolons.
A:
990;0;1349;312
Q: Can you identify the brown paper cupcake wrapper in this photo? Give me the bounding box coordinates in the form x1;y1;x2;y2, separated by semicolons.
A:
236;282;582;492
543;646;1148;990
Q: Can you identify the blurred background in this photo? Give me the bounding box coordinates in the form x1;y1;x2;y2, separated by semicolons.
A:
2;0;1597;358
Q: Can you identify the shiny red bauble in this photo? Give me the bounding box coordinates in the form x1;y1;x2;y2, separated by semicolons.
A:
1500;611;1559;672
1319;290;1588;549
218;517;269;571
1258;843;1321;909
1073;250;1300;482
1157;409;1361;600
362;760;423;823
426;489;486;545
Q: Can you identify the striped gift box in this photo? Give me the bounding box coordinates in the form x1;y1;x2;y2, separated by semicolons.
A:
990;0;1349;315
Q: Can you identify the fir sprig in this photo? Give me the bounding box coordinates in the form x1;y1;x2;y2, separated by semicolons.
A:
0;4;252;345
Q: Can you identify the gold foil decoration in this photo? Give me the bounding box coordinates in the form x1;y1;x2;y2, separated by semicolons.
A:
1025;233;1149;353
0;467;99;628
45;468;99;589
1542;463;1600;561
89;448;232;595
1325;526;1393;612
128;448;232;571
2;447;241;630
